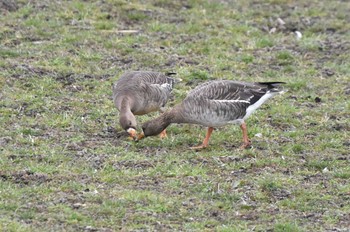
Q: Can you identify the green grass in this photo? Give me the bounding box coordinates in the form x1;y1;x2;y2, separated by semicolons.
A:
1;0;350;231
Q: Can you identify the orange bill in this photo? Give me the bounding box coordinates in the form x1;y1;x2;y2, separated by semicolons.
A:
136;132;145;141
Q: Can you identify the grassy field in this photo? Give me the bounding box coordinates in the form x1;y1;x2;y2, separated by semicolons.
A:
1;0;349;231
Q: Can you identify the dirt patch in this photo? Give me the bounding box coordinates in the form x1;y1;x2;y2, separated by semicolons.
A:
0;136;12;146
113;160;155;170
7;154;47;162
4;64;56;79
0;0;18;12
0;170;50;185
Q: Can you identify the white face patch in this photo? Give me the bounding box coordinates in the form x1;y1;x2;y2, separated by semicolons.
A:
213;99;250;104
127;128;136;134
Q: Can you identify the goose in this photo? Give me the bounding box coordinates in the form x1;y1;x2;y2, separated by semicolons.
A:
138;80;285;149
112;71;175;139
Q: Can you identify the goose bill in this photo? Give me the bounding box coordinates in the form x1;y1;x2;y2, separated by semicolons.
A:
137;132;145;140
127;128;137;139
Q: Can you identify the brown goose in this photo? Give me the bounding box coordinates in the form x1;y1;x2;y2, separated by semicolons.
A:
139;80;285;149
112;71;175;139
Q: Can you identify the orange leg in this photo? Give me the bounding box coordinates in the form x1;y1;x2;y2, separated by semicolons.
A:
159;129;167;139
240;122;251;149
190;127;214;150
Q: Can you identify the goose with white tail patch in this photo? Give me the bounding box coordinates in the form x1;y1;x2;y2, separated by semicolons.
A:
138;80;285;149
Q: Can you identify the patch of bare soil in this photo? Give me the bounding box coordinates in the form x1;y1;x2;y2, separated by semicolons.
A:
0;136;12;146
113;159;155;170
7;154;47;162
0;170;50;185
0;0;18;12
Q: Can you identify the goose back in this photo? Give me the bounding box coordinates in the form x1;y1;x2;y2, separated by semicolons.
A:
177;80;284;127
113;71;175;115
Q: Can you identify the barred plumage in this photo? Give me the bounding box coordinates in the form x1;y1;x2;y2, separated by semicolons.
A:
113;71;175;139
141;80;285;149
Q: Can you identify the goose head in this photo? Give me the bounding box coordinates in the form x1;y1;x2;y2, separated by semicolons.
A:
141;120;164;137
119;112;137;139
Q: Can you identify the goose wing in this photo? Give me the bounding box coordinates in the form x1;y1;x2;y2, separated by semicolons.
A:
186;80;286;105
113;71;175;114
113;71;174;94
181;80;282;126
186;80;275;103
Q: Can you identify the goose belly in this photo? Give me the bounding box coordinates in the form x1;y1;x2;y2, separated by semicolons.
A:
184;110;244;127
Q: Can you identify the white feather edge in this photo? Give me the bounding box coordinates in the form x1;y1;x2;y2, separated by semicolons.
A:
213;99;250;103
